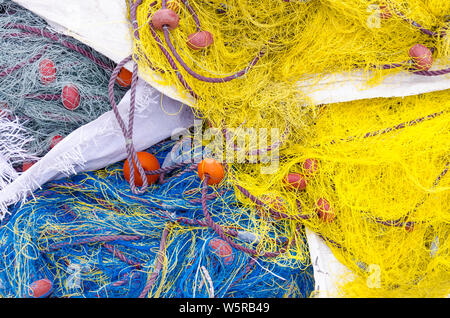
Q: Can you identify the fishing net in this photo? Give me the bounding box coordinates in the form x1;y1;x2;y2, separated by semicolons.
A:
0;140;314;298
0;0;127;176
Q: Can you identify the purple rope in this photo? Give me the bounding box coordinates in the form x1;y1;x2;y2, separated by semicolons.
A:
222;125;290;157
180;0;201;32
409;67;450;76
329;110;446;144
235;184;311;221
108;55;150;195
147;18;199;99
369;161;449;229
159;163;198;184
24;94;109;101
104;243;141;268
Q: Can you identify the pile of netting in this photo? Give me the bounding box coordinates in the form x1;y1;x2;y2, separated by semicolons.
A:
0;140;314;298
0;0;127;175
230;89;450;297
132;0;450;128
120;0;450;297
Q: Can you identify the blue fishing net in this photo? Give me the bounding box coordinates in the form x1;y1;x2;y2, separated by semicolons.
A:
0;139;315;298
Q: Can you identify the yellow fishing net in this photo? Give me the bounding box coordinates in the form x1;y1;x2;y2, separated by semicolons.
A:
129;0;450;297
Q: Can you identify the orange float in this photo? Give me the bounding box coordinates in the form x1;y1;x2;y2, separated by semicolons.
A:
123;152;160;187
316;198;335;223
116;67;133;88
197;158;224;185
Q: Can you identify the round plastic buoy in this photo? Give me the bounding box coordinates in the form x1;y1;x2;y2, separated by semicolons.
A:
209;238;234;266
316;198;335;223
151;9;180;31
28;279;53;298
303;158;318;175
409;44;433;71
283;173;307;191
123;152;160;187
187;31;214;50
39;59;56;85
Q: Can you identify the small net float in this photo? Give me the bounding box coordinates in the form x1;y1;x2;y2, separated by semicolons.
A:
208;238;234;266
50;135;63;149
28;278;53;298
166;0;181;13
62;84;80;110
197;158;224;185
116;67;133;88
316;198;335;223
409;44;433;71
405;222;414;232
123;152;160;187
379;5;392;19
22;161;36;172
187;31;214;50
151;8;180;31
283;173;307;191
302;158;318;175
38;58;56;85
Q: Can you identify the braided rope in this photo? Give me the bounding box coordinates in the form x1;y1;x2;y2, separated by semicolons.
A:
46;235;141;251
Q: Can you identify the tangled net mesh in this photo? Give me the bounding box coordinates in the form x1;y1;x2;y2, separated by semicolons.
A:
0;0;126;161
0;140;314;298
129;0;450;297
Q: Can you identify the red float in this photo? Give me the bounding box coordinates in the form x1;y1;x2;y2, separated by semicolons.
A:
302;158;318;175
151;9;180;31
409;44;433;71
50;135;63;149
187;31;214;50
379;5;392;19
62;84;80;110
22;161;36;172
316;198;335;223
283;173;307;191
209;238;234;266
